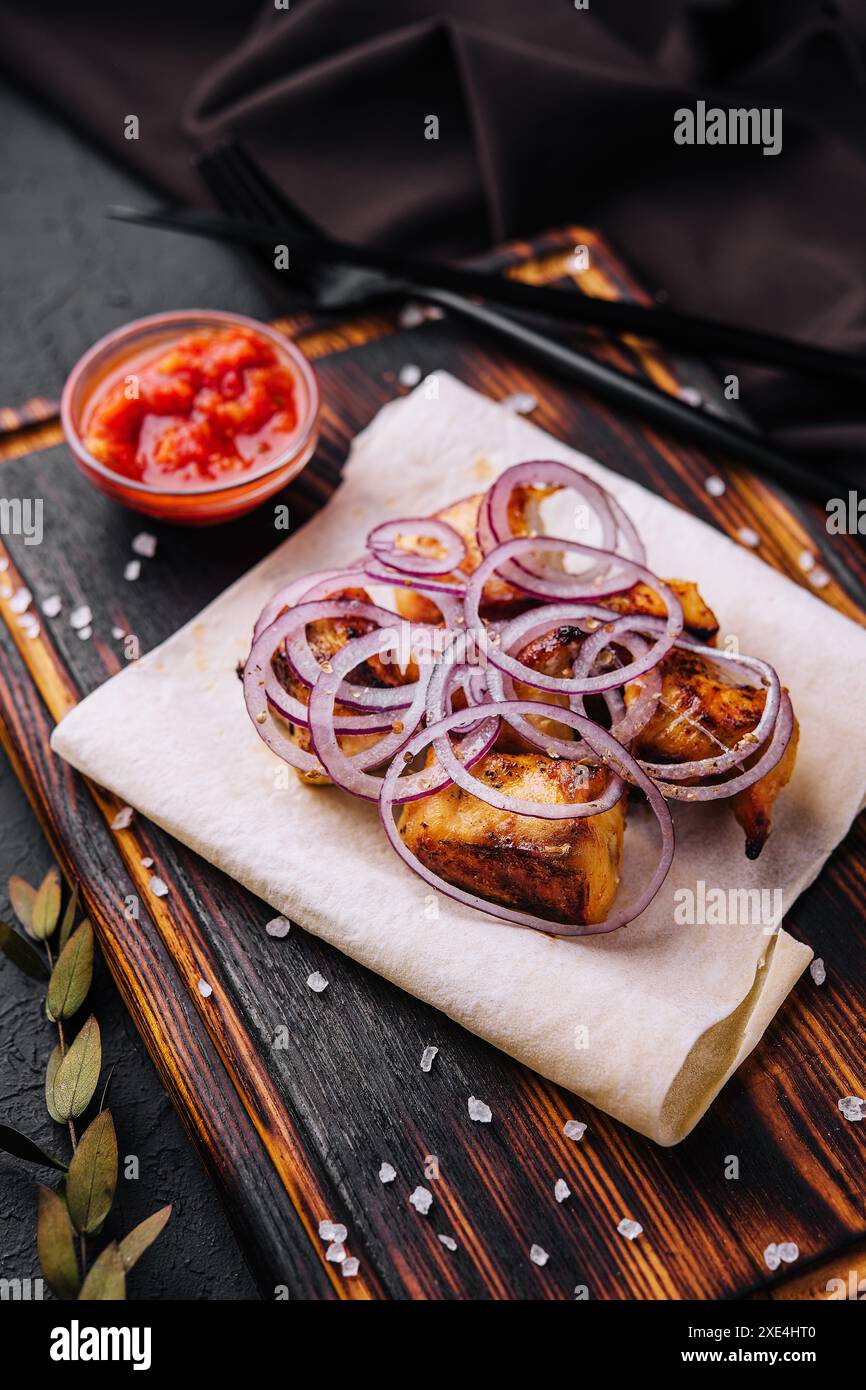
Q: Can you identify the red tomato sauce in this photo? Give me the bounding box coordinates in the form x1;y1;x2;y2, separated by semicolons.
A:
82;327;299;486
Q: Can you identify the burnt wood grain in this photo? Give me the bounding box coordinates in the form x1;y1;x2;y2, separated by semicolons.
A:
1;227;864;1300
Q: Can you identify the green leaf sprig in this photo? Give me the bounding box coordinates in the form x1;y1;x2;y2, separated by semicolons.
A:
0;866;172;1298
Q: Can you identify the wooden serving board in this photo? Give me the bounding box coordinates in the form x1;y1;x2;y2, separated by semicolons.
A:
2;227;865;1301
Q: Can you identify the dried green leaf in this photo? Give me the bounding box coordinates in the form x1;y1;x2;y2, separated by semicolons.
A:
0;918;49;980
31;866;62;941
58;883;80;951
37;1184;80;1299
66;1110;117;1235
45;1044;64;1124
46;921;93;1021
53;1016;101;1121
8;875;37;935
0;1122;67;1171
118;1204;172;1273
78;1242;125;1301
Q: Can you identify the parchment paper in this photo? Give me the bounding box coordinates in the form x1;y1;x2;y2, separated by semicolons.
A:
52;374;866;1144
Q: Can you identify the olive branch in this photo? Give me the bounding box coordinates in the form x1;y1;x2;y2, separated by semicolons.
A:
0;866;171;1299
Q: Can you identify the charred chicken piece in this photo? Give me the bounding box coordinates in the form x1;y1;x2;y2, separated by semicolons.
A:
398;752;625;925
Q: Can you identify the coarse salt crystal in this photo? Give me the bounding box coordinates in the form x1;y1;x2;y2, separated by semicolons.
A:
398;363;422;388
529;1244;549;1266
378;1162;396;1184
677;385;703;407
111;806;134;830
307;971;328;993
808;566;830;589
468;1096;492;1123
438;1234;457;1251
764;1242;781;1271
737;526;760;549
266;915;291;938
798;550;816;573
18;613;40;639
318;1220;336;1240
398;303;425;329
140;856;153;868
838;1095;865;1122
77;625;92;641
704;475;726;497
617;1219;643;1241
132;532;157;559
563;1120;587;1141
150;875;168;897
409;1186;433;1215
124;560;141;582
554;1179;571;1204
341;1257;359;1277
325;1242;346;1263
420;1045;438;1073
197;979;213;998
9;587;32;614
70;604;92;630
778;1242;799;1264
41;594;62;617
809;957;826;986
111;626;125;640
502;391;537;415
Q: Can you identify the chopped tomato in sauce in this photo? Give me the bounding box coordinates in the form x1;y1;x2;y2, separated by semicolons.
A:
83;327;298;486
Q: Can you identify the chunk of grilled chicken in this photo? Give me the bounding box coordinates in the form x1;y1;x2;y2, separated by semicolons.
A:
393;492;719;641
398;752;625;925
271;586;413;785
627;648;799;858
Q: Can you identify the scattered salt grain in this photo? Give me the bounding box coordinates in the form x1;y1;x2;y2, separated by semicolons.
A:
140;856;153;868
554;1179;571;1204
132;532;157;559
398;363;422;388
736;527;760;549
409;1186;433;1215
325;1242;346;1263
778;1242;799;1264
111;806;134;831
420;1045;438;1073
764;1243;781;1271
9;587;32;614
809;957;826;986
468;1096;492;1123
18;613;40;639
150;875;169;897
307;971;328;993
563;1120;587;1141
265;915;291;938
502;391;538;415
398;303;425;329
0;557;7;572
111;626;125;640
378;1162;396;1184
341;1257;359;1277
529;1244;549;1267
798;550;816;573
124;560;141;582
438;1234;457;1251
70;604;92;630
704;475;726;498
808;566;830;589
677;385;703;408
41;594;62;617
838;1095;865;1122
197;979;213;998
77;625;92;641
318;1220;336;1240
617;1219;643;1241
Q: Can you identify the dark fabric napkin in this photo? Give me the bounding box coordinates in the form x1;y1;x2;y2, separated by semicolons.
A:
2;0;865;475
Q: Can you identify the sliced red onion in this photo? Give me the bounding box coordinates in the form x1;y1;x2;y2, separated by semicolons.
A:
485;461;616;581
379;701;674;937
282;598;423;712
652;692;794;802
244;612;326;777
362;558;467;603
570;621;662;743
367;517;466;576
253;567;358;643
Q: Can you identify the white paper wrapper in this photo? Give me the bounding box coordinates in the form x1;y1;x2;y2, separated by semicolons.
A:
52;374;866;1144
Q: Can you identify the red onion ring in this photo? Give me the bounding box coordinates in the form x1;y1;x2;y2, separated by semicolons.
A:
282;597;423;712
253;567;357;643
367;517;466;577
379;700;674;937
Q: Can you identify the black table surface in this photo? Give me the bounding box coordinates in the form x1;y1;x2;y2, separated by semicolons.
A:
0;80;263;1300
